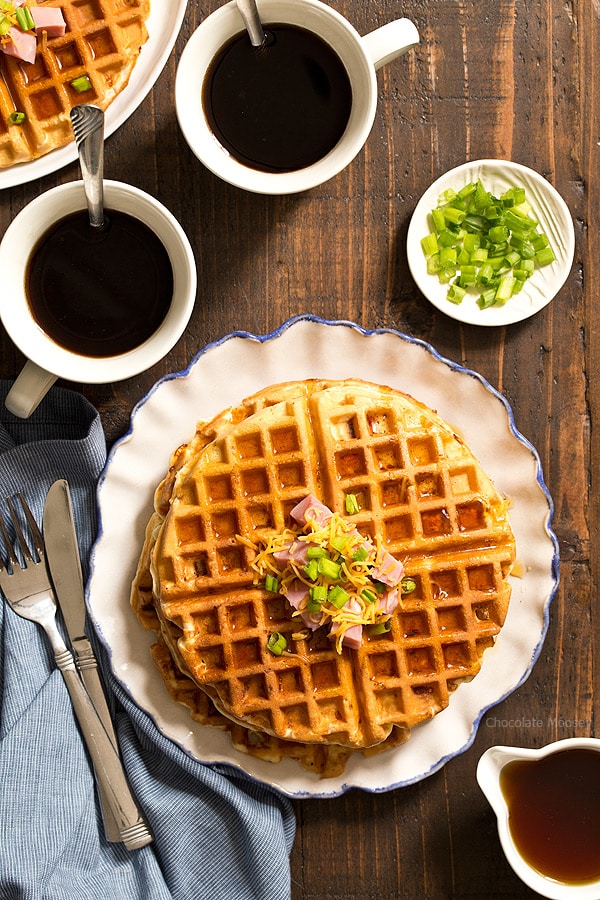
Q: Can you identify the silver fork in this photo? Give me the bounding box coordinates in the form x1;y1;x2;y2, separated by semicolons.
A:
0;494;153;850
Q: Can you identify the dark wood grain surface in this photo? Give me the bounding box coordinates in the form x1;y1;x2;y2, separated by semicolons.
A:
0;1;594;897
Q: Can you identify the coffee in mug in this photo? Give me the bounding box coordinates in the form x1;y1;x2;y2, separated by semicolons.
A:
0;180;196;419
26;209;173;357
203;24;352;173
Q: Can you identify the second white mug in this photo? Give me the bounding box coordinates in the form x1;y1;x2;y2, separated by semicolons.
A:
175;0;419;194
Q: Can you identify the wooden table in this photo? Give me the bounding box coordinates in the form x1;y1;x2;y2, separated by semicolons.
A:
0;1;594;896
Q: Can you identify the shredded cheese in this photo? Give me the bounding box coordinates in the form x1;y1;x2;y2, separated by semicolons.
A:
237;500;404;653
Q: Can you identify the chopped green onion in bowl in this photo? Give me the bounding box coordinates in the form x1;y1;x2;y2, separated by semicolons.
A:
420;179;556;310
406;159;575;327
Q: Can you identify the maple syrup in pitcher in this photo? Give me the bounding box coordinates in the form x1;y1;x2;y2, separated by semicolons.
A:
203;24;352;173
500;748;600;885
26;209;173;357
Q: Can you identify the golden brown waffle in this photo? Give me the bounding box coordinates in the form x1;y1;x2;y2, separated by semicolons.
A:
141;380;515;758
148;636;410;777
0;0;150;167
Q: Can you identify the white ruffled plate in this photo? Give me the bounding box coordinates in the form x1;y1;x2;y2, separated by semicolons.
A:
406;159;575;326
87;316;558;799
0;0;188;189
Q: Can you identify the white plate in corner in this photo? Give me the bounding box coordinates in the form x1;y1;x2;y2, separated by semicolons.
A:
0;0;188;190
87;316;559;799
406;159;575;326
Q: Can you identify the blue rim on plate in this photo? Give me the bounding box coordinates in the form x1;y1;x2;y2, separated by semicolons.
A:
87;315;559;799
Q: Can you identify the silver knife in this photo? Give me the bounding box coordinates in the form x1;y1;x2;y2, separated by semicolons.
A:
43;478;152;848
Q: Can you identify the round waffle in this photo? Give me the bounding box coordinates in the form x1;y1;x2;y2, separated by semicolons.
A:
132;379;516;767
0;0;150;167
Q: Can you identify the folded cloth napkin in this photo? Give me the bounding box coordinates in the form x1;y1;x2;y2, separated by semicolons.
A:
0;383;296;900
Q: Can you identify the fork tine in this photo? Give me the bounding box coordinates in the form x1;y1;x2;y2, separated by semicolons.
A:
6;496;35;564
0;509;17;569
16;493;44;558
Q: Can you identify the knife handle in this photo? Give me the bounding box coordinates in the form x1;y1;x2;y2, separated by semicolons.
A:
73;637;122;842
54;646;153;850
73;638;118;747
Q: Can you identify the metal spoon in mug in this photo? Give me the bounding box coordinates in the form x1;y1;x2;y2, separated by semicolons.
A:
235;0;267;48
70;104;105;229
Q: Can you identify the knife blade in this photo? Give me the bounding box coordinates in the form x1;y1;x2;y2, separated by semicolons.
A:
43;478;152;847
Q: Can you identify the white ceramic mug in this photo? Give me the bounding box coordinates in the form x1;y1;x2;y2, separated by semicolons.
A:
0;180;197;419
175;0;419;194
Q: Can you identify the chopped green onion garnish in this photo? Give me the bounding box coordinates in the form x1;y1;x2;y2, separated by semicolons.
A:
308;585;327;612
422;179;557;310
71;75;92;93
267;632;287;656
368;620;392;635
328;586;350;609
330;534;349;553
306;546;329;559
345;493;360;515
401;577;417;594
317;557;342;581
304;559;319;582
15;6;34;31
352;546;370;563
264;573;279;593
361;588;378;604
8;111;26;125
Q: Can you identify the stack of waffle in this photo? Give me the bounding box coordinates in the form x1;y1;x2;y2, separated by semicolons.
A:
0;0;150;167
131;379;516;776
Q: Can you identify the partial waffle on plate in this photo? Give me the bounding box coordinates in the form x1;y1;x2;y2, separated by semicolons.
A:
0;0;150;167
133;379;516;766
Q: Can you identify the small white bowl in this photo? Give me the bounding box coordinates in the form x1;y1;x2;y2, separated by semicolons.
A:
406;159;575;326
477;738;600;899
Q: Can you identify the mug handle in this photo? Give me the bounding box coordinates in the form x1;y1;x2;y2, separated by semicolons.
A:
362;18;419;71
5;361;58;418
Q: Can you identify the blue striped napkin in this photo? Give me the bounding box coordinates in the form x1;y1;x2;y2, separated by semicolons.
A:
0;383;296;900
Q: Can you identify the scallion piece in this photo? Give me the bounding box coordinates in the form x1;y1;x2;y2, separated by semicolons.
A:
304;559;319;582
264;573;279;593
401;577;417;595
15;6;34;31
352;546;370;563
8;111;25;125
317;557;342;581
267;632;287;656
328;586;349;609
71;75;92;93
361;588;378;604
306;546;329;559
368;620;392;635
344;493;360;515
330;534;349;552
308;585;327;612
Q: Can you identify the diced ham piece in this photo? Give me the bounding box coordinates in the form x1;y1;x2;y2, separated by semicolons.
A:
377;588;399;616
290;494;332;528
329;598;363;650
2;26;36;64
31;6;67;38
371;550;404;587
284;581;308;611
273;539;310;567
284;581;322;632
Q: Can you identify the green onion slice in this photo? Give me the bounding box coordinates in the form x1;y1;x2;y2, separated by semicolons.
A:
267;632;288;656
264;573;279;593
344;493;360;515
71;75;92;93
8;111;26;125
